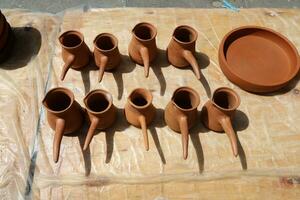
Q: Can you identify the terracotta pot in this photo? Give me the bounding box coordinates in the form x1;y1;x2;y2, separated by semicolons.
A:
58;30;91;80
219;26;300;93
201;87;240;157
42;87;84;162
93;33;121;82
128;22;158;77
167;25;201;79
124;88;156;150
0;21;9;50
83;89;117;150
164;87;200;159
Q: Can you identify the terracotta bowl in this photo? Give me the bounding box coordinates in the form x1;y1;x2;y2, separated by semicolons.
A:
219;26;300;93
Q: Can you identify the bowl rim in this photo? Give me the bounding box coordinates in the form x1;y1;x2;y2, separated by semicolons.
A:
219;25;300;91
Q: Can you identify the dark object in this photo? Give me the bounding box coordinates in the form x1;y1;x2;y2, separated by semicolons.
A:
0;11;14;63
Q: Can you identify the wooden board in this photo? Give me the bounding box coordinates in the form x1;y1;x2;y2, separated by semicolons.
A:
0;8;299;199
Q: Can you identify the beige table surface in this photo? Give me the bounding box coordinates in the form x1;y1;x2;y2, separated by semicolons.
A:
0;8;299;199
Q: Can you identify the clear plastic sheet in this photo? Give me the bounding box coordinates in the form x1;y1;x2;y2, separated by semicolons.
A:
0;7;300;199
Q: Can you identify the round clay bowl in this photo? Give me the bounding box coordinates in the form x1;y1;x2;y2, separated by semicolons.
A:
219;26;300;93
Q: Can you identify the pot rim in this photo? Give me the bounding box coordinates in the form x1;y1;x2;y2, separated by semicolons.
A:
93;33;118;52
84;89;113;114
211;87;240;111
42;87;74;114
59;30;84;49
171;86;200;111
132;22;157;42
128;88;153;109
172;25;198;45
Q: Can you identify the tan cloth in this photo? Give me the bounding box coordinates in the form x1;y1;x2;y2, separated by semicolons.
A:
0;8;299;199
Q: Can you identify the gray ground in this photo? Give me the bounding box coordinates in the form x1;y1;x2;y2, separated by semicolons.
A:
0;0;300;13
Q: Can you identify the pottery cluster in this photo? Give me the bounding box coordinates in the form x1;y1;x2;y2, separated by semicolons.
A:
43;21;300;163
0;10;14;63
50;22;243;163
59;22;201;81
43;86;241;162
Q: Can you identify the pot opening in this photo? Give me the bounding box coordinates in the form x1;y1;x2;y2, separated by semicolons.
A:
213;90;238;110
61;33;82;47
87;93;110;112
96;35;116;50
173;90;197;110
132;95;148;106
44;91;71;112
174;27;196;43
129;89;152;107
134;24;154;40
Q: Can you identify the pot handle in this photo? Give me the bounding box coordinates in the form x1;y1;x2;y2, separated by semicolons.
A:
139;115;149;151
179;116;189;160
98;56;108;82
183;50;201;80
219;116;238;157
140;47;150;78
53;118;65;163
60;54;75;81
83;117;99;150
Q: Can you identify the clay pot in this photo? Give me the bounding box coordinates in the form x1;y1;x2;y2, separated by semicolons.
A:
93;33;121;82
201;87;240;157
167;25;201;79
42;87;84;162
124;88;156;150
58;30;91;80
219;26;300;93
128;22;158;77
83;89;117;150
164;87;200;159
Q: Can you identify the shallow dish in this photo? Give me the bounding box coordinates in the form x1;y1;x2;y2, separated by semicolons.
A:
219;26;300;93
